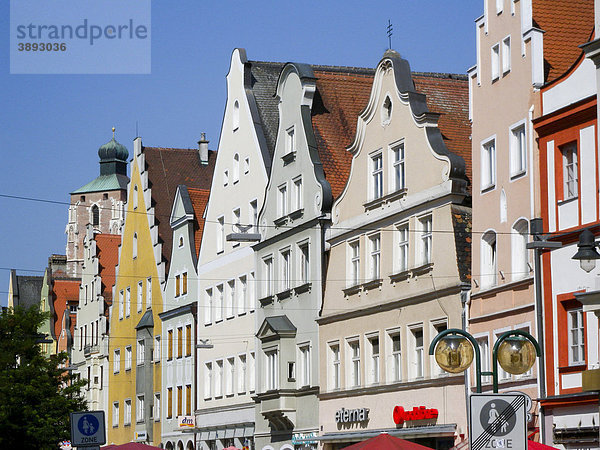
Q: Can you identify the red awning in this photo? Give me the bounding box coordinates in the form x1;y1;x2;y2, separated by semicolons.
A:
528;440;560;449
342;433;434;449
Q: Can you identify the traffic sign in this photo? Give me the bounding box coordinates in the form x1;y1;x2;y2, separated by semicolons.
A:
469;393;526;450
70;411;106;447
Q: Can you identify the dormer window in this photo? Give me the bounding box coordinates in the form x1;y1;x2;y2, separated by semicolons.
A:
381;96;392;125
233;100;240;131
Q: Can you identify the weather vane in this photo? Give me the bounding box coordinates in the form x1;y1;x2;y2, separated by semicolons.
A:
387;19;393;50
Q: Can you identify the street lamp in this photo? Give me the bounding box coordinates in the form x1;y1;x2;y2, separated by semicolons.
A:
572;228;600;273
429;328;541;393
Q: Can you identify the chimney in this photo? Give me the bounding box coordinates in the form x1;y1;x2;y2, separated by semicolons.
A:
198;133;209;165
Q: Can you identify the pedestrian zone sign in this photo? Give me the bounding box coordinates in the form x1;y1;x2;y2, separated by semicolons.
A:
70;411;106;447
469;393;526;450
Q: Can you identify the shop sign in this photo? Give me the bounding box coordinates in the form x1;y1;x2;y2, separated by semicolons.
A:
335;407;369;423
134;430;147;441
393;406;439;425
291;432;318;445
178;415;195;428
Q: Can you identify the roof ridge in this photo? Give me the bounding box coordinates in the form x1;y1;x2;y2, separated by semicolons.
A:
412;71;468;80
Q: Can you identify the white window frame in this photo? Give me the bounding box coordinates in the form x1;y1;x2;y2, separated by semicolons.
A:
204;362;213;399
491;43;500;80
481;230;498;289
137;281;143;312
286;126;295;154
568;308;585;365
113;348;121;374
511;219;530;281
124;398;131;426
238;275;247;315
280;248;291;292
366;333;380;385
250;199;258;233
278;183;288;217
510;122;526;178
419;215;432;266
249;352;256;393
474;333;491;383
112;401;119;427
293;176;303;211
562;142;578;200
409;325;424;380
226;357;235;396
349;240;360;287
119;290;124;319
226;279;235;319
502;36;511;74
136;394;144;423
137;339;145;366
298;343;311;388
215;284;224;322
217;216;225;254
368;233;381;280
265;347;278;391
481;137;496;190
154;393;160;421
215;359;224;398
125;345;132;371
396;222;409;273
387;328;402;383
328;341;341;390
391;142;405;192
233;153;240;183
146;277;152;310
154;336;160;363
298;241;310;285
204;288;213;325
132;233;137;259
238;354;247;394
431;319;448;377
346;337;361;388
494;327;512;381
263;256;274;297
370;151;383;200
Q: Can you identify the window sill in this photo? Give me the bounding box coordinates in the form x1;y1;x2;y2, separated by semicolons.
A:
288;209;304;220
412;262;434;275
259;295;275;306
510;170;526;181
342;284;361;296
389;270;410;282
294;282;311;295
363;278;383;290
559;364;586;373
558;196;578;206
481;184;496;194
282;151;297;165
363;188;407;211
277;289;292;300
273;216;288;227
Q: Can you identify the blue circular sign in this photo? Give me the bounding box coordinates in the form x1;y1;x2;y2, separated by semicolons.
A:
78;414;100;436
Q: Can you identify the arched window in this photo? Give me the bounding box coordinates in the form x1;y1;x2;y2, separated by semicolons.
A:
481;231;497;288
233;100;240;130
91;205;100;227
233;154;240;183
133;233;138;259
381;95;392;125
511;219;529;281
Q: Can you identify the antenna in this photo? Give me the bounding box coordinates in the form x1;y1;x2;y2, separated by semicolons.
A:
387;19;393;50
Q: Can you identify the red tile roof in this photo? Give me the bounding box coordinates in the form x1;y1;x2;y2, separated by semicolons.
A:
187;188;210;258
143;147;216;275
413;74;471;189
312;69;374;199
95;233;121;306
52;278;80;346
533;0;594;83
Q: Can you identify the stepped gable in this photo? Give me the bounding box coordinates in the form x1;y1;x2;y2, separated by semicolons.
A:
311;65;375;200
533;0;594;84
143;146;216;274
413;72;471;191
187;188;210;259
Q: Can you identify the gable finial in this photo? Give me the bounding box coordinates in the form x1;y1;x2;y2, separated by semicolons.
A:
387;19;393;50
112;127;116;139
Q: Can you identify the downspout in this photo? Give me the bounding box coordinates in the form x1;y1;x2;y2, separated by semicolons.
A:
461;282;471;443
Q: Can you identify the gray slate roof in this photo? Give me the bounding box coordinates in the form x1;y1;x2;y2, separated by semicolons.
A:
10;271;43;310
264;315;296;333
72;173;129;194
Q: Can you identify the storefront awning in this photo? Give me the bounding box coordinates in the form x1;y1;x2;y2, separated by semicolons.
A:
319;424;457;443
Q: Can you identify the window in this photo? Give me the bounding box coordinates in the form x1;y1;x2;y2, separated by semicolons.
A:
232;208;241;234
329;343;340;390
286;126;295;154
238;354;247;394
233;100;240;130
510;124;526;177
502;36;511;74
397;223;409;273
249;352;256;392
168;329;173;361
265;349;278;391
244;157;250;174
482;139;496;190
182;272;187;296
226;358;235;395
177;386;182;417
215;360;223;397
112;402;119;427
496;0;503;13
186;324;192;357
280;249;291;291
238;276;247;314
146;277;152;310
432;322;448;376
371;153;383;200
125;346;132;371
137;339;145;366
389;330;402;382
154;336;160;363
91;205;99;226
204;362;212;399
250;199;258;233
249;272;256;311
179;236;184;248
476;335;491;382
419;216;432;265
154;393;160;420
350;240;360;286
562;143;578;200
137;281;143;312
132;234;137;259
175;275;181;297
368;335;380;385
512;219;529;281
124;399;131;425
113;349;120;373
167;387;173;419
481;231;497;288
392;143;405;191
293;177;303;211
233;154;240;183
264;257;274;297
369;234;381;280
411;328;424;379
177;327;183;358
223;170;229;186
299;344;310;387
225;280;234;318
185;385;192;415
216;284;224;321
299;242;309;285
381;96;392;125
568;308;585;365
495;330;511;380
278;183;288;217
136;395;144;423
205;288;213;325
348;339;361;387
119;290;124;319
125;287;131;317
491;43;500;80
217;216;225;253
133;185;138;210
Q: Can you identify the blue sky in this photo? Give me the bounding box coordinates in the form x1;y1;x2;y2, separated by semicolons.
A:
0;0;482;304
